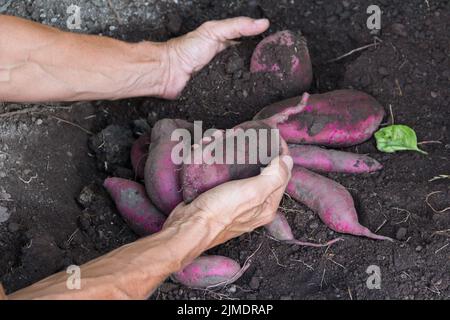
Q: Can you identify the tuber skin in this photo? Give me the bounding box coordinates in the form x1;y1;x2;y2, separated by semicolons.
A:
286;166;393;241
288;145;383;174
251;30;313;97
130;133;152;180
104;177;166;236
171;255;247;288
144;119;194;214
181;93;310;203
265;211;342;247
254;90;385;147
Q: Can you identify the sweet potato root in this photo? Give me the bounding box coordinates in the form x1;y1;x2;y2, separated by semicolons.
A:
265;211;342;247
286;166;393;241
251;30;313;96
104;177;166;236
254;90;385;147
289;145;383;173
130;133;151;180
144;119;194;214
172;255;247;288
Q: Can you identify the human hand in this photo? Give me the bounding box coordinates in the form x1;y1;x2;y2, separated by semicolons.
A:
159;17;270;99
163;154;293;249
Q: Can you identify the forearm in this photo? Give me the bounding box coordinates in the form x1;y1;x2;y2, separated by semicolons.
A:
0;15;168;102
8;212;220;300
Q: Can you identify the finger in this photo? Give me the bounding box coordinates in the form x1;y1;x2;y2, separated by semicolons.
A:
239;155;293;203
198;17;270;42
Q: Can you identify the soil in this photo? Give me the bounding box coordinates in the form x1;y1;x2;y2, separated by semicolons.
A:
0;0;449;300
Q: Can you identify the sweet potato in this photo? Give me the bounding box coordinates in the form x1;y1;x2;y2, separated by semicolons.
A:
288;145;383;173
251;30;313;96
172;255;248;288
286;166;393;241
144;119;194;214
181;93;310;203
104;177;166;236
254;90;385;147
265;211;342;247
130;133;151;180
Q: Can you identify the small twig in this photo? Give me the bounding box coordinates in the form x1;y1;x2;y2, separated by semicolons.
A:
389;104;395;124
429;175;450;182
0;106;40;118
434;229;450;236
291;259;314;271
392;207;412;224
50;116;93;135
434;243;449;254
425;191;450;213
395;79;403;97
270;247;287;268
18;174;38;184
375;219;388;232
66;228;79;245
418;140;443;145
326;42;381;63
347;287;353;300
320;269;326;289
327;257;347;270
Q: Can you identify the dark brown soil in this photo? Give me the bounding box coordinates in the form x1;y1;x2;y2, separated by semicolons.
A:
0;0;449;300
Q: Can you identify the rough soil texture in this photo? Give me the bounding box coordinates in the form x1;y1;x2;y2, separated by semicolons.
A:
1;0;449;300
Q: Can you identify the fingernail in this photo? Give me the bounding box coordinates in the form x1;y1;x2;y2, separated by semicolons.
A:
281;155;293;171
254;18;269;26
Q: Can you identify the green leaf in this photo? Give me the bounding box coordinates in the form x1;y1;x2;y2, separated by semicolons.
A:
375;125;427;154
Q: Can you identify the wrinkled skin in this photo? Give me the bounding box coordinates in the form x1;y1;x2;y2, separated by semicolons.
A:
255;90;385;147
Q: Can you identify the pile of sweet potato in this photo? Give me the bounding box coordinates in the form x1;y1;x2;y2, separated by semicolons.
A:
104;31;391;289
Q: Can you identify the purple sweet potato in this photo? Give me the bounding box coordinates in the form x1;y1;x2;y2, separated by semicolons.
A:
104;177;166;236
254;90;385;147
172;255;248;288
289;145;383;173
181;93;310;203
286;166;393;241
144;119;194;214
265;211;342;247
130;133;151;180
251;30;313;96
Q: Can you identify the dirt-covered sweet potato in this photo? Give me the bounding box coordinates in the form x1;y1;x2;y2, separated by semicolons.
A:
251;30;313;96
289;144;383;173
144;119;194;214
103;177;166;236
265;211;342;247
254;90;385;147
286;166;393;241
172;255;247;288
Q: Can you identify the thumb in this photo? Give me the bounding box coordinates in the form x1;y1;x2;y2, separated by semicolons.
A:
240;155;293;203
198;17;270;42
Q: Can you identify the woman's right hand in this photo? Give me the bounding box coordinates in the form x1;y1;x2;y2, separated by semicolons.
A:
163;154;294;250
